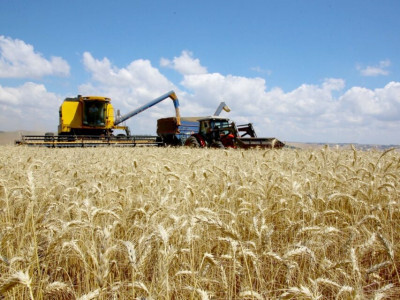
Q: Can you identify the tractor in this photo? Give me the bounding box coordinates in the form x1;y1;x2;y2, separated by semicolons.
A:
184;116;285;149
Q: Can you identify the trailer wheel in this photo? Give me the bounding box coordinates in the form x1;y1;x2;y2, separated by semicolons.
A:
184;136;200;148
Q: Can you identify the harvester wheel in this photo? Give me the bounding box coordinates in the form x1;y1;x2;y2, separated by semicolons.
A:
184;136;200;148
211;141;224;148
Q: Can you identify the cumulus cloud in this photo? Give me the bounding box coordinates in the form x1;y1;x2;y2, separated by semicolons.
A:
160;50;207;75
340;82;400;121
182;73;267;105
357;59;391;77
268;81;400;143
79;51;400;143
83;52;173;95
1;38;399;144
0;82;59;130
0;36;70;78
81;52;177;122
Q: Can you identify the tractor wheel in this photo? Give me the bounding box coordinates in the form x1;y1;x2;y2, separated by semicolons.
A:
211;141;225;148
184;136;200;148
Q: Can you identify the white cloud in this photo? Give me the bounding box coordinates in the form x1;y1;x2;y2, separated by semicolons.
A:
83;52;173;95
357;59;391;77
1;41;399;144
0;82;59;130
340;82;400;121
160;50;207;75
81;52;178;123
251;66;272;75
182;73;267;103
78;52;400;144
172;59;399;144
0;36;70;78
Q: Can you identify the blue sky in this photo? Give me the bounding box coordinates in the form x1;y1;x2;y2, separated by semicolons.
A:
1;0;399;144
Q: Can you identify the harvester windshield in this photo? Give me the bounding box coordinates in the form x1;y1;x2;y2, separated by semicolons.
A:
83;101;106;126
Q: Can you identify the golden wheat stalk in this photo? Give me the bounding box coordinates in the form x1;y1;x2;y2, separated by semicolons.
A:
0;271;34;300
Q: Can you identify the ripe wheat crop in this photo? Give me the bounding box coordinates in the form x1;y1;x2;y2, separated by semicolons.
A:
0;145;399;299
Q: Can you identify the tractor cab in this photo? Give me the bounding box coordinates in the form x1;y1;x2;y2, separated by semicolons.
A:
211;118;232;135
198;116;235;145
199;117;231;135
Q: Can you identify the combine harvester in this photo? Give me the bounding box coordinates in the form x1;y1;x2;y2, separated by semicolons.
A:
157;102;285;149
15;91;181;147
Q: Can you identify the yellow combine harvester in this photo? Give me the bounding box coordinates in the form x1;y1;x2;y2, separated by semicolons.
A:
16;91;181;147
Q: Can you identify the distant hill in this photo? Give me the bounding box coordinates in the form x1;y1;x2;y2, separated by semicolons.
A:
285;142;400;151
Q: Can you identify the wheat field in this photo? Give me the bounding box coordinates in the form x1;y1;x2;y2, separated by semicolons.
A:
0;145;399;299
